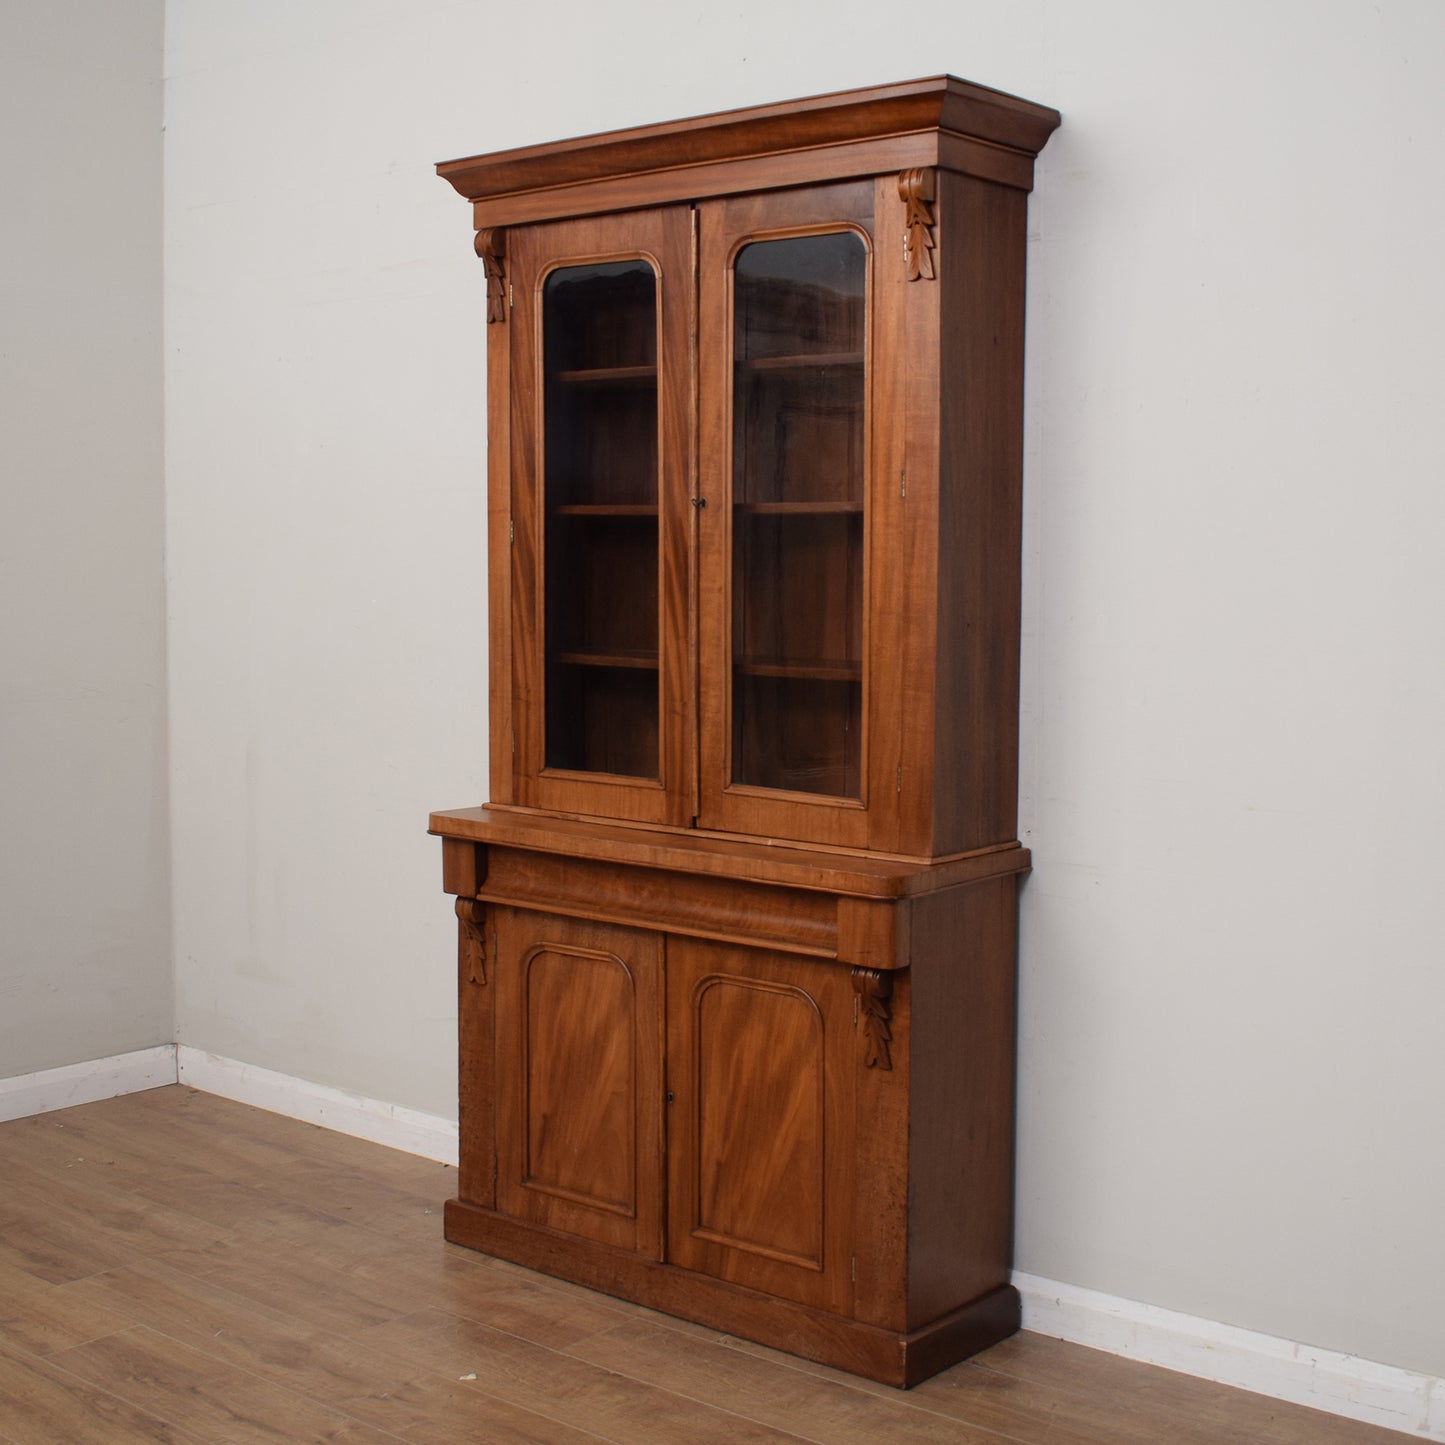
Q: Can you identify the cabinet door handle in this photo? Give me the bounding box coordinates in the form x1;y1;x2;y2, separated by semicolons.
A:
690;497;707;509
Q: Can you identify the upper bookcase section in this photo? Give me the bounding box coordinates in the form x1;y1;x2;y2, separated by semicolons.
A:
437;75;1061;228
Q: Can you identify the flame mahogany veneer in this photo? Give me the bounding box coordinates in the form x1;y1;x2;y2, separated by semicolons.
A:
430;75;1058;1387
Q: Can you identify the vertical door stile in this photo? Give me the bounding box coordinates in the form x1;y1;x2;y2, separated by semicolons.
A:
507;224;541;808
694;199;728;824
686;203;703;826
658;929;673;1262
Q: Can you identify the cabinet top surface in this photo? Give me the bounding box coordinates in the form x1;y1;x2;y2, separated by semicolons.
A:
436;74;1060;206
430;806;1030;899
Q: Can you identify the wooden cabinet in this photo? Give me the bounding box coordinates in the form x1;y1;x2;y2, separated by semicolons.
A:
431;75;1058;1387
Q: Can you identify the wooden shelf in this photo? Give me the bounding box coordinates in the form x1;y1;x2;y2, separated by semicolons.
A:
735;501;862;516
737;351;863;372
553;504;659;517
555;364;657;384
557;649;660;671
735;657;862;682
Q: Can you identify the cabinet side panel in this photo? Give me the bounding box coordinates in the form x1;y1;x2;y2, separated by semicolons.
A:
457;902;496;1207
906;875;1018;1330
933;172;1027;852
850;962;911;1330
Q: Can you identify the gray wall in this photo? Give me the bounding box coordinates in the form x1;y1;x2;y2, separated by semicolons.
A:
166;0;1445;1379
0;0;170;1075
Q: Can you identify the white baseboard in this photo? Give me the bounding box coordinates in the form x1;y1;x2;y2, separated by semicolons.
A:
175;1046;458;1167
0;1044;178;1123
1015;1271;1444;1441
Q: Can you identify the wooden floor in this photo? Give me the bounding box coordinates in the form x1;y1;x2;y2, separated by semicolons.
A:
0;1088;1409;1444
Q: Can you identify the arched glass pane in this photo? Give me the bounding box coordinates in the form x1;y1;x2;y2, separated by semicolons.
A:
730;232;866;797
542;260;660;778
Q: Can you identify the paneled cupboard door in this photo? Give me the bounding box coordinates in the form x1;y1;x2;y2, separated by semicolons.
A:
695;180;905;849
507;208;694;827
665;936;857;1313
493;907;663;1257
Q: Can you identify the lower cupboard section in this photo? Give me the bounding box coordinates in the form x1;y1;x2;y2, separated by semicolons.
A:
448;871;1022;1387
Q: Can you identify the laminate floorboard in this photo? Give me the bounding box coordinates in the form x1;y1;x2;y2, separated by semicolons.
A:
0;1087;1413;1443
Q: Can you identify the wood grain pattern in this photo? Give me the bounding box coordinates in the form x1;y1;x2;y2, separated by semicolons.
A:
564;1313;1007;1444
493;909;663;1257
473;843;839;958
431;805;1031;898
0;1258;133;1358
50;1327;402;1443
0;1090;1411;1444
487;276;515;805
665;939;855;1315
457;894;496;1209
930;168;1029;853
361;1306;801;1444
0;1336;203;1445
465;132;1038;230
905;877;1018;1329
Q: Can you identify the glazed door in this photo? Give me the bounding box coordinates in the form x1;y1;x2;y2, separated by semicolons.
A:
493;908;663;1257
508;207;694;827
695;179;906;850
665;936;856;1313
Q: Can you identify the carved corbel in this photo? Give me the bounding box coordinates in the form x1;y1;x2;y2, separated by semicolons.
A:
851;967;894;1070
456;898;487;985
898;168;936;282
475;227;507;323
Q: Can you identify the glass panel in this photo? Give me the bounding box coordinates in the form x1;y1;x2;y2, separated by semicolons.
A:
542;260;660;777
731;232;866;797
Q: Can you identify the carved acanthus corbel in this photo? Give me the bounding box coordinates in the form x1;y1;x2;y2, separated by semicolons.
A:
898;168;936;282
851;967;894;1070
456;898;487;985
475;228;507;323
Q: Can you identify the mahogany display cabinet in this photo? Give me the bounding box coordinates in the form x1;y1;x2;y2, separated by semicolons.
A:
430;75;1059;1387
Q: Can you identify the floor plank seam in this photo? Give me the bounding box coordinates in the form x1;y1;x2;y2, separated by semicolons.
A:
63;1323;422;1444
0;1330;195;1443
417;1302;821;1443
2;1089;1417;1445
